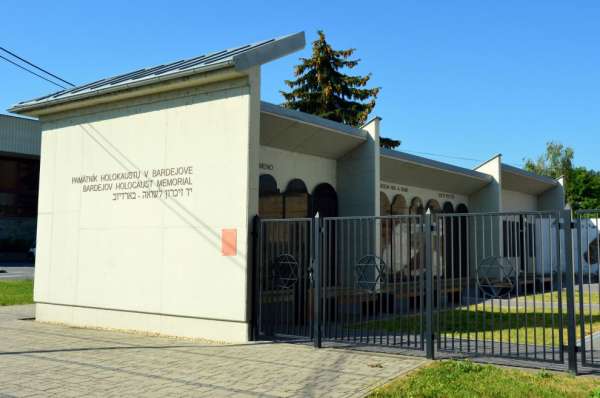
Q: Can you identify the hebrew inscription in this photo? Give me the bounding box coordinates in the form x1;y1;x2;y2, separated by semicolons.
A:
71;166;193;201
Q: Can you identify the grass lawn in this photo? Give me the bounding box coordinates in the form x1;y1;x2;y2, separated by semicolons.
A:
531;289;600;305
436;302;600;346
369;360;600;398
0;280;34;306
364;300;600;346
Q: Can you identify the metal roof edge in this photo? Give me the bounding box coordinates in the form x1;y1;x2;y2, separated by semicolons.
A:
0;113;40;123
9;32;306;115
501;163;559;187
260;101;367;140
234;32;305;71
381;148;493;182
360;116;382;128
8;61;238;115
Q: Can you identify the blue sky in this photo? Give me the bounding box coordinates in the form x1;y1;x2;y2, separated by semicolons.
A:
2;1;598;169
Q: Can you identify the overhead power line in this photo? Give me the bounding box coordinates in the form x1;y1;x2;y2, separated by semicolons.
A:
401;148;526;169
0;53;67;89
401;149;484;163
0;46;75;87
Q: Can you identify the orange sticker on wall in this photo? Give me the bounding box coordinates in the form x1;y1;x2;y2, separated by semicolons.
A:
221;229;237;256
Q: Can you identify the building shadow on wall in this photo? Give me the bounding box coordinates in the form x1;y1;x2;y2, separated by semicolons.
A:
79;122;246;271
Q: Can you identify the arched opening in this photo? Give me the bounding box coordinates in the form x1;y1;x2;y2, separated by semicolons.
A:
259;174;283;219
312;183;339;299
284;178;309;218
425;199;442;275
407;197;424;283
409;197;424;215
377;191;392;272
391;194;408;215
311;183;338;218
380;192;391;216
390;194;408;278
454;203;469;277
259;174;278;195
442;202;455;276
456;203;469;214
442;201;454;214
380;192;392;263
426;199;441;214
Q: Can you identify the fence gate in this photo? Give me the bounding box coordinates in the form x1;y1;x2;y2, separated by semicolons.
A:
576;210;600;369
253;215;428;352
254;218;314;339
433;211;569;365
318;215;427;352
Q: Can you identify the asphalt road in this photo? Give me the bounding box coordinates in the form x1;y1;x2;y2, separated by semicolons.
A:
0;262;34;280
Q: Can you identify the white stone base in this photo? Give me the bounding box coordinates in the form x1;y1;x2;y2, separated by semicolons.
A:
35;303;249;343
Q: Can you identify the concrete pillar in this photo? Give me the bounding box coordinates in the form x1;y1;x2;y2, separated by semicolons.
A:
363;117;381;217
336;117;380;217
538;176;566;211
470;154;502;212
469;154;503;273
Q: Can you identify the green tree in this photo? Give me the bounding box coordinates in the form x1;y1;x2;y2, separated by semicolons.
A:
523;141;574;180
568;167;600;211
524;141;600;211
281;31;400;149
380;137;402;149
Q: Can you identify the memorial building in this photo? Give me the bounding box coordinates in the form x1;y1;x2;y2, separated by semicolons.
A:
9;32;564;342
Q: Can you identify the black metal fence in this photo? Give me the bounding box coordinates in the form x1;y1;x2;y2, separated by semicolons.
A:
318;216;427;351
576;209;600;368
253;209;600;374
434;211;567;364
255;218;313;339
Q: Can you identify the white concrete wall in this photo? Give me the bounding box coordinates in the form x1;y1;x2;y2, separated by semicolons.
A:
34;76;255;342
502;189;538;212
259;145;336;192
538;176;565;211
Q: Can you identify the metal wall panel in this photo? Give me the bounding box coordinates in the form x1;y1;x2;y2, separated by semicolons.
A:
0;115;41;156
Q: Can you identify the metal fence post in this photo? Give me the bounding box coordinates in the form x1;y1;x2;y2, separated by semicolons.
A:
425;210;435;359
562;208;578;374
313;213;322;348
576;212;586;366
250;215;260;341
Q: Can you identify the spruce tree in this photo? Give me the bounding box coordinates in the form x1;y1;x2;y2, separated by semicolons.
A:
281;31;400;149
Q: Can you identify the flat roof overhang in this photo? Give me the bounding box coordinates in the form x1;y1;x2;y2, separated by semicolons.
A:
10;32;306;117
501;164;558;195
260;101;367;159
380;149;493;195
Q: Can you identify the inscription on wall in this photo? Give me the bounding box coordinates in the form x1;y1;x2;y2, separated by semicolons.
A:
380;182;408;193
438;192;455;200
71;166;194;201
381;182;458;201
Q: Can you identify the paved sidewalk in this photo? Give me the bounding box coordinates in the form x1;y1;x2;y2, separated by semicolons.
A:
0;305;425;397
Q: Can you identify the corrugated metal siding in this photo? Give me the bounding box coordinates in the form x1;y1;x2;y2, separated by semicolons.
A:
0;115;41;156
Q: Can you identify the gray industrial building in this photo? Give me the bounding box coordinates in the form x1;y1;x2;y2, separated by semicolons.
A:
0;114;41;260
